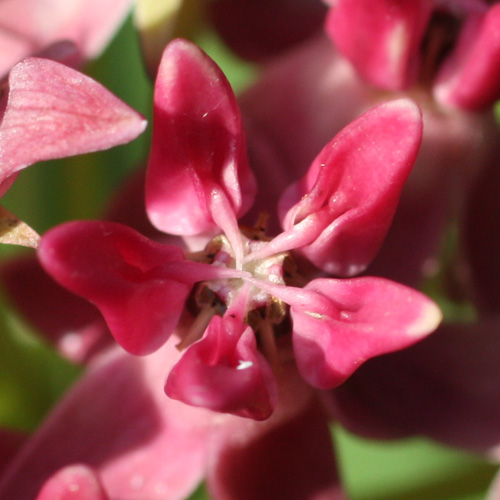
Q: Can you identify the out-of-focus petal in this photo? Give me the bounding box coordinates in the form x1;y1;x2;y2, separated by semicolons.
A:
0;58;147;182
262;99;422;276
0;429;26;474
434;4;500;110
166;299;278;420
329;318;500;452
0;0;133;74
35;465;109;500
208;0;327;61
325;0;432;90
463;156;500;314
207;362;345;500
37;221;193;355
0;343;211;500
1;256;112;364
290;277;442;389
146;39;256;240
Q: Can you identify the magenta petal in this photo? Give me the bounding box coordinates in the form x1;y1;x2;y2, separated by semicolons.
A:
325;0;432;90
35;465;109;500
0;58;146;182
37;221;192;355
146;38;256;236
291;277;442;389
277;99;422;276
0;344;211;500
435;5;500;110
166;315;278;420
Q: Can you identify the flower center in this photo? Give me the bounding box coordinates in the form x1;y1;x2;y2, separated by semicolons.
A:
181;217;299;359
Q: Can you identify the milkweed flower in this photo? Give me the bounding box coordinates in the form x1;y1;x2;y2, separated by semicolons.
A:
37;38;440;411
0;39;442;500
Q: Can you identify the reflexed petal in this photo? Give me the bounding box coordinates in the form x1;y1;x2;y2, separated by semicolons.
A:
35;465;109;500
325;0;432;90
37;221;192;355
274;99;422;276
0;58;147;182
290;277;442;389
146;38;256;238
434;4;500;110
0;343;211;500
166;314;278;420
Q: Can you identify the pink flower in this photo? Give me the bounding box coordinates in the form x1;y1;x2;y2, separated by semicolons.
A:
1;39;442;499
0;55;147;247
325;0;500;110
38;39;441;418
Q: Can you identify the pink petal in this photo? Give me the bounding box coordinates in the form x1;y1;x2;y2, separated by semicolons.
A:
0;57;146;183
329;318;500;453
37;220;193;355
146;38;256;238
434;4;500;109
35;465;109;500
274;99;422;276
0;343;211;500
290;277;442;389
166;303;278;420
325;0;432;90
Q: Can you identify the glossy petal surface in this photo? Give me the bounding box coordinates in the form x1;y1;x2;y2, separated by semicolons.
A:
146;39;256;238
37;221;191;355
166;314;277;420
276;99;422;276
291;277;442;389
